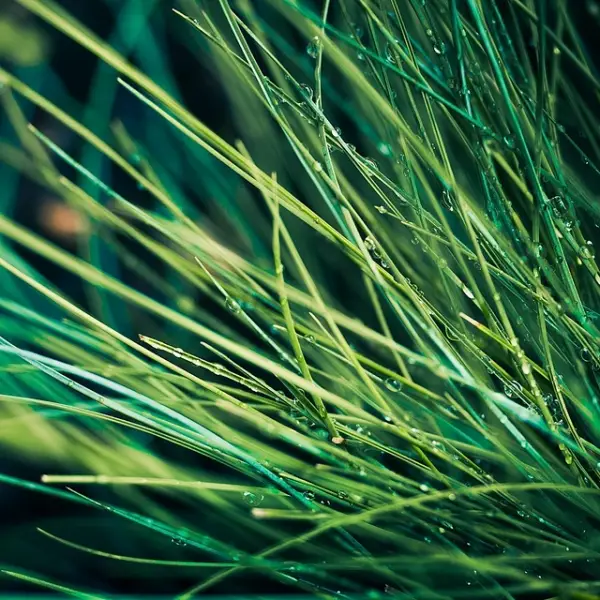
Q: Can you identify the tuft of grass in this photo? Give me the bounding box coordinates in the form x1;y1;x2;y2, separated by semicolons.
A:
1;0;600;597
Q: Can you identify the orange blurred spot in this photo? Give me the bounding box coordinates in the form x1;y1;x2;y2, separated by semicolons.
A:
38;200;89;240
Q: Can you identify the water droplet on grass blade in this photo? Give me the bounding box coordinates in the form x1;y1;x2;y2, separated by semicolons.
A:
441;189;454;211
364;157;379;170
384;378;403;392
579;241;595;260
171;536;188;547
299;83;313;100
504;381;523;398
503;135;515;149
226;297;242;314
364;236;376;251
243;491;264;506
433;42;446;55
384;43;397;64
306;36;321;58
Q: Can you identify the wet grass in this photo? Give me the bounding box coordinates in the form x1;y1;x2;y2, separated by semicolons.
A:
1;0;600;598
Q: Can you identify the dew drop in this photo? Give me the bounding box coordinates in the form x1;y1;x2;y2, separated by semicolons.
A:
433;41;446;55
385;43;396;64
364;236;376;251
579;241;595;260
306;36;321;59
504;381;523;398
299;83;313;100
364;157;379;171
384;377;403;393
226;297;242;314
441;189;454;211
243;491;264;506
171;536;188;547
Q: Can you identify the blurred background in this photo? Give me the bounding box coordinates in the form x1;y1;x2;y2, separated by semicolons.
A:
0;1;242;595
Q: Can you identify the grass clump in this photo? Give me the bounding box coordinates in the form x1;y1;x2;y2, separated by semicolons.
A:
1;0;600;597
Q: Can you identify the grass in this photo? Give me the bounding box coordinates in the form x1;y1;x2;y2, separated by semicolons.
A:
1;0;600;597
